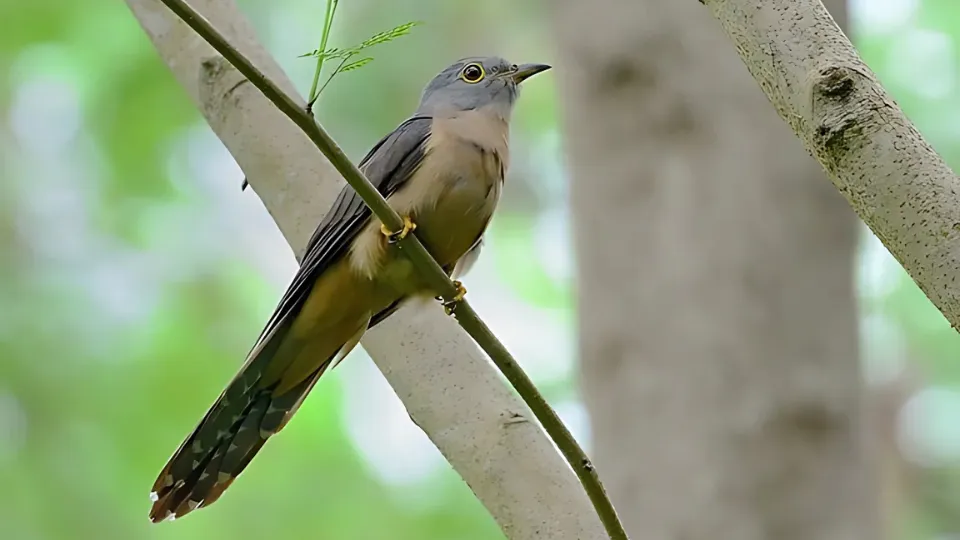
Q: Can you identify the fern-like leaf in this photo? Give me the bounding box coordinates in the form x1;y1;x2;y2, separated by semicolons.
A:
355;21;422;50
339;57;374;73
302;19;423;102
300;21;421;60
300;47;351;60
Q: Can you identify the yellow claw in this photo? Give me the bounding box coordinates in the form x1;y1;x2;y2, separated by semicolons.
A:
442;281;467;315
380;215;417;243
452;281;467;302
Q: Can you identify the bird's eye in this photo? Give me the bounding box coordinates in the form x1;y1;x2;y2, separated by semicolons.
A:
460;63;485;84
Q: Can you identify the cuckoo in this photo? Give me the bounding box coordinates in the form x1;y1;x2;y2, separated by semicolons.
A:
148;56;551;522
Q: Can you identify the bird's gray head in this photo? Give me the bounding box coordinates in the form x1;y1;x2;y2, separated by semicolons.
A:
415;56;551;119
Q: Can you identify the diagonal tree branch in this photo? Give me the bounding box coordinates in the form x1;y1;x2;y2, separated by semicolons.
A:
701;0;960;332
125;0;612;537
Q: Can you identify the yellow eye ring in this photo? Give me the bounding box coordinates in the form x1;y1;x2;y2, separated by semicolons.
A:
460;63;485;84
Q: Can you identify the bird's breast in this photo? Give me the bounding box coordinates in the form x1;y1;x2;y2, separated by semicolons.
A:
348;111;509;292
406;136;503;268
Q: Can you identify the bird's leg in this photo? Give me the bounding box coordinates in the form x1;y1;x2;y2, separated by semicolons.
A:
441;281;467;315
380;216;417;244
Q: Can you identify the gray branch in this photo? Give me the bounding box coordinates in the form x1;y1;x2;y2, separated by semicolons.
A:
704;0;960;331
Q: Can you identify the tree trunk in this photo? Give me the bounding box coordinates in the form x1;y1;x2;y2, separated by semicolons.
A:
551;0;879;538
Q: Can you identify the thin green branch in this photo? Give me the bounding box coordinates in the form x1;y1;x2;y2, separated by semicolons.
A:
315;55;350;98
305;0;337;114
156;0;628;538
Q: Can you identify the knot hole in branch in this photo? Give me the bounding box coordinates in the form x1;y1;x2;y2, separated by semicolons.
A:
811;66;860;170
814;66;854;101
200;55;227;80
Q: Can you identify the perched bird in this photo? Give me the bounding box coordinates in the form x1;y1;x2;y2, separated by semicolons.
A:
148;56;551;522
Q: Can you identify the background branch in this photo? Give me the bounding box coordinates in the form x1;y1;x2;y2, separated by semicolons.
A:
124;0;608;537
703;0;960;333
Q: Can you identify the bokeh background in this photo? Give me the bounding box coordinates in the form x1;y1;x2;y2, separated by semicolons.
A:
1;0;959;538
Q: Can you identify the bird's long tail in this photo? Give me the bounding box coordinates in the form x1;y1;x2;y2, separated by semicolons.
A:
148;307;369;522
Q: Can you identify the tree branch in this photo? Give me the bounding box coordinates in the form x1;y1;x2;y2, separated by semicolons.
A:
125;0;615;537
701;0;960;331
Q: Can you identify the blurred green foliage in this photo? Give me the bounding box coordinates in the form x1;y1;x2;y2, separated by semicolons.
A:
2;0;960;538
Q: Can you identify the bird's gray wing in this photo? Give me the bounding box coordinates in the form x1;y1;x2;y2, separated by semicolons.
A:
251;115;433;347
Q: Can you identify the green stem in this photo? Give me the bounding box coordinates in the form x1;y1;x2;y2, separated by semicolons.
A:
316;56;349;98
306;0;338;113
156;0;628;538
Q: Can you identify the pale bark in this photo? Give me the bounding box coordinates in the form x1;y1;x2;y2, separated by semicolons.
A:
551;0;878;538
125;1;606;537
702;0;960;333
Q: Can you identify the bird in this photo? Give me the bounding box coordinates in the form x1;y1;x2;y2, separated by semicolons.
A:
147;56;551;522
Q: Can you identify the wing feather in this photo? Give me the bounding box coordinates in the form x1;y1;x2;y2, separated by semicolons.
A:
252;116;433;346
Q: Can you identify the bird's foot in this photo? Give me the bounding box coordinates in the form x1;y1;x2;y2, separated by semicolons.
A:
441;281;467;315
380;216;417;244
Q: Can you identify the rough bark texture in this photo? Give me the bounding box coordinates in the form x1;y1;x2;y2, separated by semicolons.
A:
125;1;606;537
703;0;960;332
551;0;878;538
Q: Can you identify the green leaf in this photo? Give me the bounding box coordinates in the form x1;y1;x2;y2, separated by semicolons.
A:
303;20;423;101
299;47;350;60
299;21;422;61
338;57;373;73
355;21;422;50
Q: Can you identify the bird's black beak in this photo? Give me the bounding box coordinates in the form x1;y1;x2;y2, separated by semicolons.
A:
511;63;552;84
